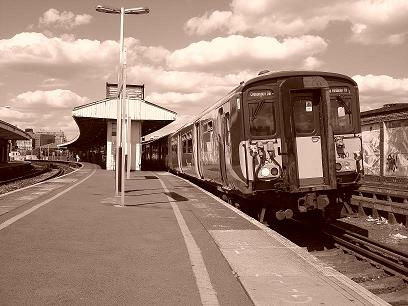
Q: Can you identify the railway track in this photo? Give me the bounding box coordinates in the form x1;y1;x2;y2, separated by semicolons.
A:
309;221;408;305
0;161;80;195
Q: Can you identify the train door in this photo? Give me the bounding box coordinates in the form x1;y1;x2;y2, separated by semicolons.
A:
194;122;203;178
280;77;334;189
217;108;228;185
291;90;325;186
177;133;183;172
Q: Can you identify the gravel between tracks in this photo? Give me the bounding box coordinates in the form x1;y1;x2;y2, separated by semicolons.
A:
340;216;408;253
0;168;61;195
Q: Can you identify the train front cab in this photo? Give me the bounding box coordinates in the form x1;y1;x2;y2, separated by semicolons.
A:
242;75;362;218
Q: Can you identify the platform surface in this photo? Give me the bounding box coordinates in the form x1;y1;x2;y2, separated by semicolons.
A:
0;163;389;305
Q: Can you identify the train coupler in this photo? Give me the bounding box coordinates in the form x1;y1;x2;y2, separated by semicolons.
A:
298;193;330;212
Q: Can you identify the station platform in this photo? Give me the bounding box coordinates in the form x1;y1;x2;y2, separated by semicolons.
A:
0;163;389;305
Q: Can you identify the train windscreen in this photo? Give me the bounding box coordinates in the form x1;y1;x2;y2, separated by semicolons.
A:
248;101;276;136
331;96;353;131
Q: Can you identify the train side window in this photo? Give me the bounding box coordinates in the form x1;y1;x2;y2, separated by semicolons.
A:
187;132;193;153
171;137;177;154
182;134;187;153
225;113;231;146
202;120;213;153
293;99;316;134
207;121;213;132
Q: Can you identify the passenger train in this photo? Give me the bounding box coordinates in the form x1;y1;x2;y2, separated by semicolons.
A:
142;71;363;223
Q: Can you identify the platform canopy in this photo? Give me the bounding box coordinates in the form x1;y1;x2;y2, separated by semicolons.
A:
0;120;31;140
63;97;176;149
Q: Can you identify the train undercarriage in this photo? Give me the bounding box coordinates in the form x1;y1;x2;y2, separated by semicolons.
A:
216;186;356;226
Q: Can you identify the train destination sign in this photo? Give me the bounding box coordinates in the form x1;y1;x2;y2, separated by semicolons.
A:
248;89;274;98
329;87;350;94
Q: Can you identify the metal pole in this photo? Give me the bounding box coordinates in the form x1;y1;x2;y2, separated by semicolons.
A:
115;7;125;197
127;96;131;178
123;48;129;179
120;7;126;206
126;54;131;179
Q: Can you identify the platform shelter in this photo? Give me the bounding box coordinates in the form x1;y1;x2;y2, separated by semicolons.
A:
0;119;31;163
63;83;176;170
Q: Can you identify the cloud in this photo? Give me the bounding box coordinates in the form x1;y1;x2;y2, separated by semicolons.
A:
128;64;253;94
128;64;256;116
353;74;408;110
167;35;327;71
39;8;92;29
185;0;408;44
2;89;89;140
13;89;88;109
0;33;168;80
40;78;69;88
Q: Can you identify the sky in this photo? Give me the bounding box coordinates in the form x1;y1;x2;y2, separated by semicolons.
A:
0;0;407;140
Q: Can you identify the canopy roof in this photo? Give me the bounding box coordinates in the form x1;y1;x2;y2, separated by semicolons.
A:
0;120;31;140
62;98;176;149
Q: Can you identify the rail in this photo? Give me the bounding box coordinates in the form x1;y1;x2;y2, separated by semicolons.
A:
325;223;408;281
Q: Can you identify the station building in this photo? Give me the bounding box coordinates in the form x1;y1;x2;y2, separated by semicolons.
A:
63;83;176;170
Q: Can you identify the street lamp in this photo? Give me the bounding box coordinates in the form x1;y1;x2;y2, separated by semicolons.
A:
96;5;149;206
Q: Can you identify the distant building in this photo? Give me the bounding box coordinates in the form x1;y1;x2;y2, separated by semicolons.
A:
15;129;67;154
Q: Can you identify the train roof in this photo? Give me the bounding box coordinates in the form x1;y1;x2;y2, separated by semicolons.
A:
243;70;357;88
145;70;358;140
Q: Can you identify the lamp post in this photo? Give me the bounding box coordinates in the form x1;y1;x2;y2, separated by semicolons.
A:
96;5;149;206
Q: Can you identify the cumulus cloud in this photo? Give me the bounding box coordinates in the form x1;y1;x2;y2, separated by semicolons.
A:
128;64;253;94
39;8;92;29
167;35;328;71
0;32;168;79
186;0;408;45
2;89;89;139
40;78;69;88
128;64;255;117
353;74;408;110
13;89;88;109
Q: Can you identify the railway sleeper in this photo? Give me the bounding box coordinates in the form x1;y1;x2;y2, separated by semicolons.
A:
378;287;408;305
346;266;387;283
310;248;344;258
328;259;372;274
358;275;406;295
317;253;356;265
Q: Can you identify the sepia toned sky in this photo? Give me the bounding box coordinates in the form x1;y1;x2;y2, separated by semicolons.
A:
0;0;407;140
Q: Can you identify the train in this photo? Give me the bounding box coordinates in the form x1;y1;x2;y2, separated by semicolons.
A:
142;71;364;223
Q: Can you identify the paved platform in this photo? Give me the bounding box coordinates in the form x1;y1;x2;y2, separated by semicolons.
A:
0;163;389;305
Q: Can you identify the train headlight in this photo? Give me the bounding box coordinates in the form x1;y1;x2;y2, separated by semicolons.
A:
336;163;342;171
343;161;351;170
270;167;279;176
260;167;270;177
